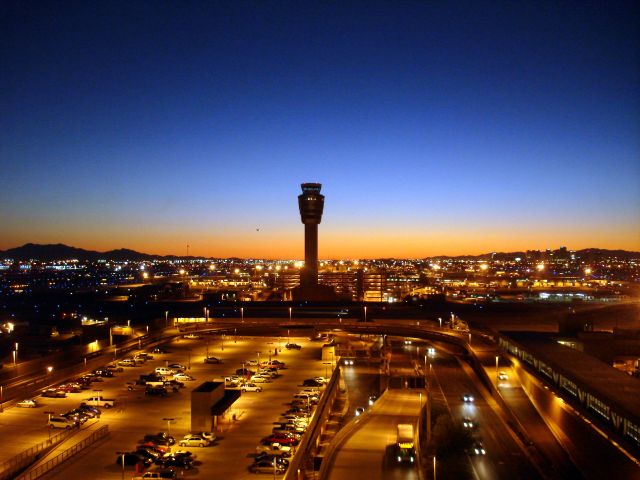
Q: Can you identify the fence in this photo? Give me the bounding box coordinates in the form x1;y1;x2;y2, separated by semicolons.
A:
15;425;109;480
284;365;342;480
0;429;74;480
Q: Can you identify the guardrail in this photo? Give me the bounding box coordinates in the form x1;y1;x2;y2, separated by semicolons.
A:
0;429;74;480
15;425;109;480
285;365;342;480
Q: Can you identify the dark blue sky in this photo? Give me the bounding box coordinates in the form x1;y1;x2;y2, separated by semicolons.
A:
1;1;639;257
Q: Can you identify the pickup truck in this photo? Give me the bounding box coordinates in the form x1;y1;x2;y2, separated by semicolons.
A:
82;396;115;408
255;442;292;457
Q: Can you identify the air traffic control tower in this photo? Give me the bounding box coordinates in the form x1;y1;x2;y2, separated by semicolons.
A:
298;183;324;287
293;183;337;301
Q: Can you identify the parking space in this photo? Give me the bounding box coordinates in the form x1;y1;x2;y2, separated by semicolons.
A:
0;334;332;479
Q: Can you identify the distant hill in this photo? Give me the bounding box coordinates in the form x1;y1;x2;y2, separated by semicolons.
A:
0;243;157;261
0;243;638;262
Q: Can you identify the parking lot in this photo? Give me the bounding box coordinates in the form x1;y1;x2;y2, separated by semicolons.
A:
1;334;331;479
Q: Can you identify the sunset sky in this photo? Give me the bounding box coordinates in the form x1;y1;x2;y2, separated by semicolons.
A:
2;1;639;259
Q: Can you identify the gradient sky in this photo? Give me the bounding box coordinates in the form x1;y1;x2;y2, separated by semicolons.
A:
1;1;639;259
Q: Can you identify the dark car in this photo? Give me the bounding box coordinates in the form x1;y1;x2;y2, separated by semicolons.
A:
137;442;171;454
254;452;290;468
134;448;162;461
152;347;169;354
261;434;299;446
94;369;114;377
78;404;102;417
250;460;287;474
116;452;152;467
302;379;323;387
62;410;89;424
168;363;186;371
235;368;255;376
145;386;168;397
42;389;66;398
204;356;222;364
144;433;176;445
155;454;193;470
285;343;301;350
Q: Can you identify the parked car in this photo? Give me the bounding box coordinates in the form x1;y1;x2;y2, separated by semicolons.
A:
255;442;292;457
168;364;186;371
241;383;262;392
145;386;169;396
152;347;169;354
254;452;290;467
132;467;177;480
94;369;114;377
48;416;77;429
236;368;254;376
74;405;100;418
285;343;301;350
250;459;287;474
144;432;175;445
193;431;216;442
16;398;37;408
261;433;299;446
106;363;124;372
62;410;89;424
155;454;194;469
137;442;172;454
250;375;270;383
178;434;210;447
118;359;136;367
173;373;194;382
302;379;323;387
116;452;152;467
204;356;222;364
57;383;81;393
134;448;162;462
42;389;66;398
183;333;201;339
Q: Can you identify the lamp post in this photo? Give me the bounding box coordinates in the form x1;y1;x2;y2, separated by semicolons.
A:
162;417;175;435
438;317;442;328
116;451;126;480
433;456;437;480
241;307;244;323
495;355;499;381
14;342;18;365
0;385;3;412
289;307;292;323
165;310;169;328
364;305;367;323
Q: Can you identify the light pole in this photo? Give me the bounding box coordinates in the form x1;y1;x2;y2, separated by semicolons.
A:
241;307;244;323
433;456;437;480
364;305;367;323
289;307;292;323
165;310;169;328
0;385;3;412
495;355;499;380
14;342;18;365
438;317;442;328
162;417;175;435
116;451;126;480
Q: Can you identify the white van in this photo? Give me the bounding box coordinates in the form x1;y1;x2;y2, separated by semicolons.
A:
48;416;76;429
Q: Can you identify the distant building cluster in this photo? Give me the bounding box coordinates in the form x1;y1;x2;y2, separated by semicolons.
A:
0;247;638;305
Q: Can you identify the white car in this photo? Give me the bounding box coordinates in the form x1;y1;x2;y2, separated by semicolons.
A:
16;398;37;408
174;373;194;382
250;375;270;383
183;333;201;339
193;431;216;442
179;434;210;447
241;383;262;392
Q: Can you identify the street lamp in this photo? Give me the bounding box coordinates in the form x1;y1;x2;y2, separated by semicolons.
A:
495;355;499;380
438;317;442;328
165;310;169;328
364;305;367;323
162;417;175;435
116;451;126;480
14;342;18;364
241;307;244;323
47;366;53;374
289;307;292;323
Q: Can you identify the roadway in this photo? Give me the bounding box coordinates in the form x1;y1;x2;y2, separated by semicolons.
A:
326;389;422;480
